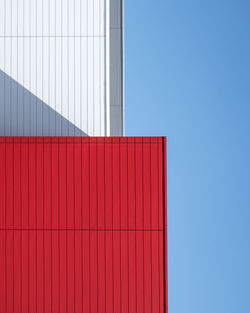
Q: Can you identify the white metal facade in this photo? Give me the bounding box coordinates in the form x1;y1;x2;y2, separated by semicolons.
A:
0;0;123;136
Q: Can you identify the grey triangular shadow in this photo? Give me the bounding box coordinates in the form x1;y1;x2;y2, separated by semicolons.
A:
0;69;87;136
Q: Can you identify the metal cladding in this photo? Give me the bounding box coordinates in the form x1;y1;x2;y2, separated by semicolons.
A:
0;136;167;313
0;0;124;136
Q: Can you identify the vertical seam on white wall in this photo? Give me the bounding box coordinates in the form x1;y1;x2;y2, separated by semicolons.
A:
55;0;57;136
80;0;82;135
80;1;83;136
29;0;31;135
36;0;38;136
23;0;25;136
105;0;110;136
10;0;12;136
67;0;69;136
4;0;6;136
10;0;13;136
87;0;89;135
74;0;76;136
17;0;19;135
98;0;102;135
61;0;63;135
42;0;44;135
48;0;51;135
93;0;95;136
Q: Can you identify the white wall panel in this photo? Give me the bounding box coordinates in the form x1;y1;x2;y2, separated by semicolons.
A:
0;1;4;37
75;37;81;132
81;37;88;134
81;0;88;37
0;0;107;136
0;0;106;37
100;37;105;134
55;0;62;36
37;0;43;36
55;37;62;135
30;0;37;37
68;37;75;131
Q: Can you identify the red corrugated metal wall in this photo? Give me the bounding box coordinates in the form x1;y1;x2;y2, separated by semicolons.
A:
0;137;167;313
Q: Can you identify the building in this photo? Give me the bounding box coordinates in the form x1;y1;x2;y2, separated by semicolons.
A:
0;1;167;313
0;0;124;136
0;136;167;313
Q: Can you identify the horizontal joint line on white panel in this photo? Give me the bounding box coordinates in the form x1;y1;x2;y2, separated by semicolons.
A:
0;35;105;38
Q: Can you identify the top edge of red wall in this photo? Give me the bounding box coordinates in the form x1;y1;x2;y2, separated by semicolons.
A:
0;136;167;143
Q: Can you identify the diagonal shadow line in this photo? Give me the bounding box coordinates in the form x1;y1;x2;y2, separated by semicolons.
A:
0;69;87;136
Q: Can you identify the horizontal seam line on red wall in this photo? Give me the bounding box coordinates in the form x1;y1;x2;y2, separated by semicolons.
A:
0;228;166;232
0;142;162;144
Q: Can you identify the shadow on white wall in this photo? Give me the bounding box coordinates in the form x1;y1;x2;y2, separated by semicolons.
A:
0;70;87;137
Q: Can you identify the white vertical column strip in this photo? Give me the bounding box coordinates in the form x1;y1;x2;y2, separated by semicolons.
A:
105;0;110;136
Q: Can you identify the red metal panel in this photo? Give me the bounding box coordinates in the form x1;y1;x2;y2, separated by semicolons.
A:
0;137;167;313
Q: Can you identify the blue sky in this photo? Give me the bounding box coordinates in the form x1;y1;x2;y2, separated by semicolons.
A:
125;0;250;312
